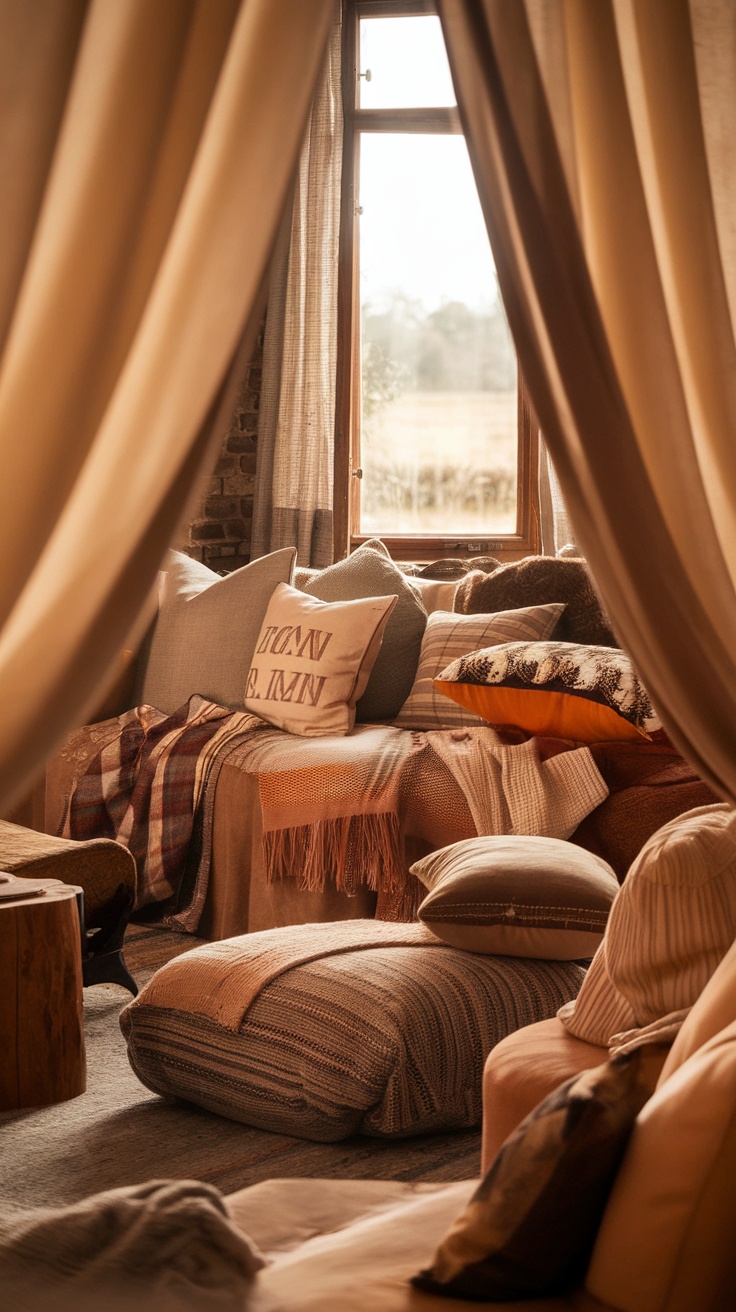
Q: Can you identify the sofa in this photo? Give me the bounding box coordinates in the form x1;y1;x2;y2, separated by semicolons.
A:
41;541;716;940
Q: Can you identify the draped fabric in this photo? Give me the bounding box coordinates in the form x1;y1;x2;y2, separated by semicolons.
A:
0;0;334;813
438;0;736;802
538;443;578;558
250;11;343;569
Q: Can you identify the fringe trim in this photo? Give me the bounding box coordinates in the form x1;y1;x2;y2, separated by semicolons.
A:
262;811;406;900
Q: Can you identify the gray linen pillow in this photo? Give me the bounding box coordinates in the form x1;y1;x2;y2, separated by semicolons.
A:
303;543;427;722
137;548;296;715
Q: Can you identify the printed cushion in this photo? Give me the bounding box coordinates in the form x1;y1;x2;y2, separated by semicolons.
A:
414;1049;653;1301
413;835;619;960
395;605;564;731
559;803;736;1048
434;640;660;743
120;921;585;1142
137;549;296;715
587;1020;736;1312
303;542;427;722
243;583;396;736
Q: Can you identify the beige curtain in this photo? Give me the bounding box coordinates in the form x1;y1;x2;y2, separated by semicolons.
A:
250;11;343;569
438;0;736;802
0;0;334;813
538;443;577;558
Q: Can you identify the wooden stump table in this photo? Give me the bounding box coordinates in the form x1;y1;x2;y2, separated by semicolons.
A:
0;875;86;1111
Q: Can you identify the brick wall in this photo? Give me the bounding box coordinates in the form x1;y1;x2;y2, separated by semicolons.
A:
179;322;263;571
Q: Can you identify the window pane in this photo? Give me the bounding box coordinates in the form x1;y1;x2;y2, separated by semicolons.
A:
359;17;456;109
358;134;517;537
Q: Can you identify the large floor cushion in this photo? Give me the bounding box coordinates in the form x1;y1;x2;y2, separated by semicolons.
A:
120;921;585;1142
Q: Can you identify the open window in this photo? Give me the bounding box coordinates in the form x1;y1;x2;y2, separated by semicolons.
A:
334;0;540;564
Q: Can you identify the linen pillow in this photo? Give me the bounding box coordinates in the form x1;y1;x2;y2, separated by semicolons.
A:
413;1048;653;1301
558;803;736;1048
413;835;619;960
394;605;564;731
243;582;396;736
303;542;427;723
136;548;296;715
587;1020;736;1312
434;639;660;743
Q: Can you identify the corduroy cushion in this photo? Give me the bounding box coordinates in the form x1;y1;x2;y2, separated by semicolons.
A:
137;549;296;715
120;922;584;1142
303;542;427;723
413;836;619;960
558;803;736;1047
394;606;564;731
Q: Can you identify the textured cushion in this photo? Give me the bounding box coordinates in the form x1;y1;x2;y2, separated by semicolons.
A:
395;606;564;731
137;549;296;715
413;836;619;960
243;583;396;736
303;543;427;723
0;819;136;925
435;641;660;744
454;555;618;647
587;1021;736;1312
120;921;584;1142
558;803;736;1047
414;1050;653;1302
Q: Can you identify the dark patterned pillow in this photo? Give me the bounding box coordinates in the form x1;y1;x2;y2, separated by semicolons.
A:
412;1049;653;1301
434;640;661;743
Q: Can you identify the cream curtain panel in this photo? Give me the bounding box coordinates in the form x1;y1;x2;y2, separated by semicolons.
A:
251;14;343;569
0;0;334;812
438;0;736;802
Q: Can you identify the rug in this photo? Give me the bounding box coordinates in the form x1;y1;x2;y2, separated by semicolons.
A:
0;926;481;1214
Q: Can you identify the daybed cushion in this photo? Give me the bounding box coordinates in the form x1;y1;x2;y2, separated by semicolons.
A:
136;548;296;715
395;605;564;731
120;921;585;1142
559;803;736;1047
412;836;619;960
302;541;428;723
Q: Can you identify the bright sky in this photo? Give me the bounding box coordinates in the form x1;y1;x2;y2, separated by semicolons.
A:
358;16;500;316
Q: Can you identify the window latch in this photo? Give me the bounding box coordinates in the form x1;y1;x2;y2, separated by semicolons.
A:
358;68;372;83
352;467;363;479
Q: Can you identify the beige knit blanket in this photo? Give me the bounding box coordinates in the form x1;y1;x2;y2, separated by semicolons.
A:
126;919;442;1033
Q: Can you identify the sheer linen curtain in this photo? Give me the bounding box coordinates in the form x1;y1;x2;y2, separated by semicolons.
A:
438;0;736;803
250;12;343;569
0;0;334;814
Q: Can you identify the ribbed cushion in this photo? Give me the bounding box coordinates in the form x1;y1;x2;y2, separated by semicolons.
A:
303;543;427;723
120;923;584;1142
0;819;136;923
395;605;564;731
558;804;736;1047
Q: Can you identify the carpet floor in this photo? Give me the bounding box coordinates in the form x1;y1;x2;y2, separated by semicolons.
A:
0;924;481;1214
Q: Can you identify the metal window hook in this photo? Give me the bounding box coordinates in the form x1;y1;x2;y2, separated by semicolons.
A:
358;68;372;82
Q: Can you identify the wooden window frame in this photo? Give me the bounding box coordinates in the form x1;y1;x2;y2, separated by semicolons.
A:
333;0;540;564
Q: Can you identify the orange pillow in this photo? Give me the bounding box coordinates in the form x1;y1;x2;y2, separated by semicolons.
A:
435;641;659;745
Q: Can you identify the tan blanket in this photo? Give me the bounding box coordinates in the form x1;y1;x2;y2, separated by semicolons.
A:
127;919;441;1032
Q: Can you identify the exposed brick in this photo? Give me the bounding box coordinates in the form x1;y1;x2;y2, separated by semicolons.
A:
228;435;256;454
204;495;241;518
221;475;247;497
214;453;239;476
223;518;247;539
239;453;257;477
190;521;225;542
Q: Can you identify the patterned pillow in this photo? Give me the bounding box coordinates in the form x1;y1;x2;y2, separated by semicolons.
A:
394;606;564;731
434;640;660;743
303;542;427;723
413;1049;653;1301
244;583;396;736
413;835;619;960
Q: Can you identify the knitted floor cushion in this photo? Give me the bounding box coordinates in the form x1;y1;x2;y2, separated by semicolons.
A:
120;921;585;1142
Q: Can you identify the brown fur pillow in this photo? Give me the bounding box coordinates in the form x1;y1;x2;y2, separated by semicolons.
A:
454;556;618;648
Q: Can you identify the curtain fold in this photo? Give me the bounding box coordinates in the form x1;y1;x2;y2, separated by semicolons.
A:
438;0;736;802
0;0;334;813
250;10;343;569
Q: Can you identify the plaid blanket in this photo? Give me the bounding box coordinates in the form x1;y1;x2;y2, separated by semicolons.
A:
65;697;263;929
